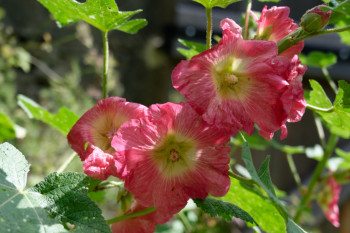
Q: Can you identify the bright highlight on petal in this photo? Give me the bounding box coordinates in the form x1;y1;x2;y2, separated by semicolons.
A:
67;97;147;180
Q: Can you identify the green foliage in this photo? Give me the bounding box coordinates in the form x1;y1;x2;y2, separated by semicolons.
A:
36;0;147;33
0;113;16;142
306;80;350;138
0;142;111;233
192;0;242;9
177;39;206;60
18;95;79;136
194;198;257;224
257;156;276;196
299;51;337;68
219;178;285;233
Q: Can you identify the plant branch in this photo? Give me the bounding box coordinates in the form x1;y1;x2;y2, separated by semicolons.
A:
306;104;334;112
243;0;252;40
57;152;76;173
321;67;338;94
107;206;156;224
228;170;256;185
206;7;212;50
102;31;109;99
294;134;339;223
286;154;303;192
314;115;326;148
93;181;124;191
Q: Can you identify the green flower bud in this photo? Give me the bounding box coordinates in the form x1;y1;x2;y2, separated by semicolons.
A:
300;5;331;33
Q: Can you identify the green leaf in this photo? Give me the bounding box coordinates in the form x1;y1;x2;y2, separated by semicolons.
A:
305;144;324;161
219;177;285;233
36;0;147;33
194;198;257;224
0;142;67;232
0;142;111;233
18;95;79;136
257;156;276;196
30;172;111;232
0;113;16;142
306;80;350;138
192;0;242;9
299;51;337;68
177;39;206;60
286;218;308;233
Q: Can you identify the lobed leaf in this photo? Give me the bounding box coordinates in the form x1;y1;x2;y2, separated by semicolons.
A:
194;198;257;224
0;142;111;233
306;80;350;138
0;113;16;142
18;95;79;136
192;0;242;9
177;39;207;60
36;0;147;33
299;51;337;68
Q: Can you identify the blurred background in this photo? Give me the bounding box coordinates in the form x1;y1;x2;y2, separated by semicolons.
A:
0;0;349;232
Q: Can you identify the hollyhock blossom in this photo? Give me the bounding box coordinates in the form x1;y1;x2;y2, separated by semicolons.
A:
112;102;231;214
111;201;173;233
172;18;306;140
67;97;147;180
317;176;341;227
256;6;304;58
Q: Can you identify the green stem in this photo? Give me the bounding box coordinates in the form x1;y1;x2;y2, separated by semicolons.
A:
278;25;350;55
93;181;124;191
102;31;109;99
306;104;334;112
321;67;338;94
206;7;212;50
294;134;339;223
178;212;193;232
243;0;252;40
314;115;326;148
107;206;156;224
286;154;302;192
228;170;256;185
57;152;76;173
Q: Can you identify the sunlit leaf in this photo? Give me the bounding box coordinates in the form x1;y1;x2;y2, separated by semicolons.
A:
194;198;257;224
0;142;111;233
0;113;16;142
286;218;308;233
192;0;242;9
306;80;350;138
177;39;206;60
18;95;79;136
36;0;147;33
257;156;276;196
219;178;285;233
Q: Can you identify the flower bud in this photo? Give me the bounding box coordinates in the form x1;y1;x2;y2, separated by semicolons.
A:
300;5;331;33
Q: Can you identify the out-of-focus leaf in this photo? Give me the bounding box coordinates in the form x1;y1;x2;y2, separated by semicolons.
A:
305;144;324;161
194;198;257;224
18;95;79;135
177;39;206;60
0;113;16;142
299;51;337;68
219;177;285;233
36;0;147;33
0;142;111;233
192;0;242;8
306;80;350;138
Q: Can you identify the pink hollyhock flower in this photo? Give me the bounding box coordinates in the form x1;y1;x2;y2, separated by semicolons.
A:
256;6;304;58
318;175;341;228
111;201;173;233
67;97;147;180
172;18;306;140
112;102;231;214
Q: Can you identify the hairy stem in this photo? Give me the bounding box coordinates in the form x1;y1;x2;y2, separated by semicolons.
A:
314;115;326;148
228;170;256;185
294;134;339;223
243;0;252;40
321;67;338;94
206;7;212;50
107;206;156;224
102;31;109;99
